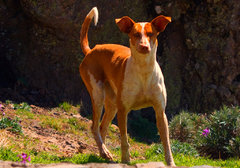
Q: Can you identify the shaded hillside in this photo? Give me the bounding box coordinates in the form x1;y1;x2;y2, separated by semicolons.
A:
0;0;239;115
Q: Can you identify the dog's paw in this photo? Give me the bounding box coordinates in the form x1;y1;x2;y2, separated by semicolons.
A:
121;152;130;163
100;144;113;160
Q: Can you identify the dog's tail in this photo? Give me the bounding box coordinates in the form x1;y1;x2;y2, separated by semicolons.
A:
80;7;98;55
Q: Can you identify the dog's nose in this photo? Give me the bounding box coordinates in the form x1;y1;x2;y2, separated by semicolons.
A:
139;44;150;53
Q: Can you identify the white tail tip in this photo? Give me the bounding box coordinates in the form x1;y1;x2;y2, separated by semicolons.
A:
92;7;98;26
87;7;98;26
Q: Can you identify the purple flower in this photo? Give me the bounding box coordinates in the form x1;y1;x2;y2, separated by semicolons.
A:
202;128;210;137
21;153;27;159
18;153;31;164
0;104;2;111
28;156;31;162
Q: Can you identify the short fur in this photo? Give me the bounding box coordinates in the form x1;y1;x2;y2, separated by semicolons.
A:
79;7;175;166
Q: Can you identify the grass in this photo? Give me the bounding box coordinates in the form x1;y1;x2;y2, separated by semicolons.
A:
1;101;240;167
67;117;88;131
0;148;20;162
58;102;79;115
1;146;240;167
0;147;108;164
131;148;240;168
39;115;66;132
59;102;72;112
16;109;35;119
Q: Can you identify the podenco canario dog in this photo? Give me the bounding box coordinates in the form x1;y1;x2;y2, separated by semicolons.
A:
79;7;175;166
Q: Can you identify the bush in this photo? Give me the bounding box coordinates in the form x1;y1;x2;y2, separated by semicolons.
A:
196;106;240;159
169;111;208;143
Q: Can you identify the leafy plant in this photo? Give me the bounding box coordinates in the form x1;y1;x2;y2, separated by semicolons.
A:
169;111;208;143
196;106;240;159
0;117;22;134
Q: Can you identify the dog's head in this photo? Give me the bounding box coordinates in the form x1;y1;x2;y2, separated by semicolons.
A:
115;15;171;55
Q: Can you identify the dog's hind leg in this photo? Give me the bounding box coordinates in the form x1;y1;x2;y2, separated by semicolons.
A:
100;95;117;144
88;74;113;160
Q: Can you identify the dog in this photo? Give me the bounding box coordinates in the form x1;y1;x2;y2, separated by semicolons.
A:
79;7;175;166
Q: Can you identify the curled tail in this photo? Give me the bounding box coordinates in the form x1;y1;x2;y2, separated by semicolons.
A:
80;7;98;55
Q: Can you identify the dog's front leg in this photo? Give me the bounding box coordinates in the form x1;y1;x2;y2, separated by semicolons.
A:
153;105;175;166
117;108;130;163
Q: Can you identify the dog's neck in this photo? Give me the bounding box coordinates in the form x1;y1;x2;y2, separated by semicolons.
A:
129;40;158;72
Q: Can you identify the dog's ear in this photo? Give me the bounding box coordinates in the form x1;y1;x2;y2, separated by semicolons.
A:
151;15;171;33
115;16;135;34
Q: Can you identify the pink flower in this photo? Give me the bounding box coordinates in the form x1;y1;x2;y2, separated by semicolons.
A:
18;153;31;164
202;128;210;137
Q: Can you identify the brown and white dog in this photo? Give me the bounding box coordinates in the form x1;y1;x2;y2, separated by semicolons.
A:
79;7;175;166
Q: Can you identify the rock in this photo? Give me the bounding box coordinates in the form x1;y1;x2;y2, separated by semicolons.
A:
0;160;222;168
136;162;165;168
190;166;220;168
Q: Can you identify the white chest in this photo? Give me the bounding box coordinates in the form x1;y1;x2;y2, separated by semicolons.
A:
121;58;166;110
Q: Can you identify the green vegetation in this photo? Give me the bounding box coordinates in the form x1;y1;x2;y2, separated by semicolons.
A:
169;106;240;159
0;148;20;162
1;145;239;167
145;140;199;158
0;147;107;164
16;109;35;119
59;102;72;112
131;140;240;168
169;111;208;143
1;101;240;168
196;106;240;159
67;117;87;131
39;115;66;132
13;102;31;112
0;117;22;134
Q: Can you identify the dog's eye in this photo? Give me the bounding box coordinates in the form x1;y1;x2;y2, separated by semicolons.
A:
147;32;154;37
133;33;141;38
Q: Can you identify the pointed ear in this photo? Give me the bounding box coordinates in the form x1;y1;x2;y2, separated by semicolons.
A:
151;15;171;32
115;16;135;34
